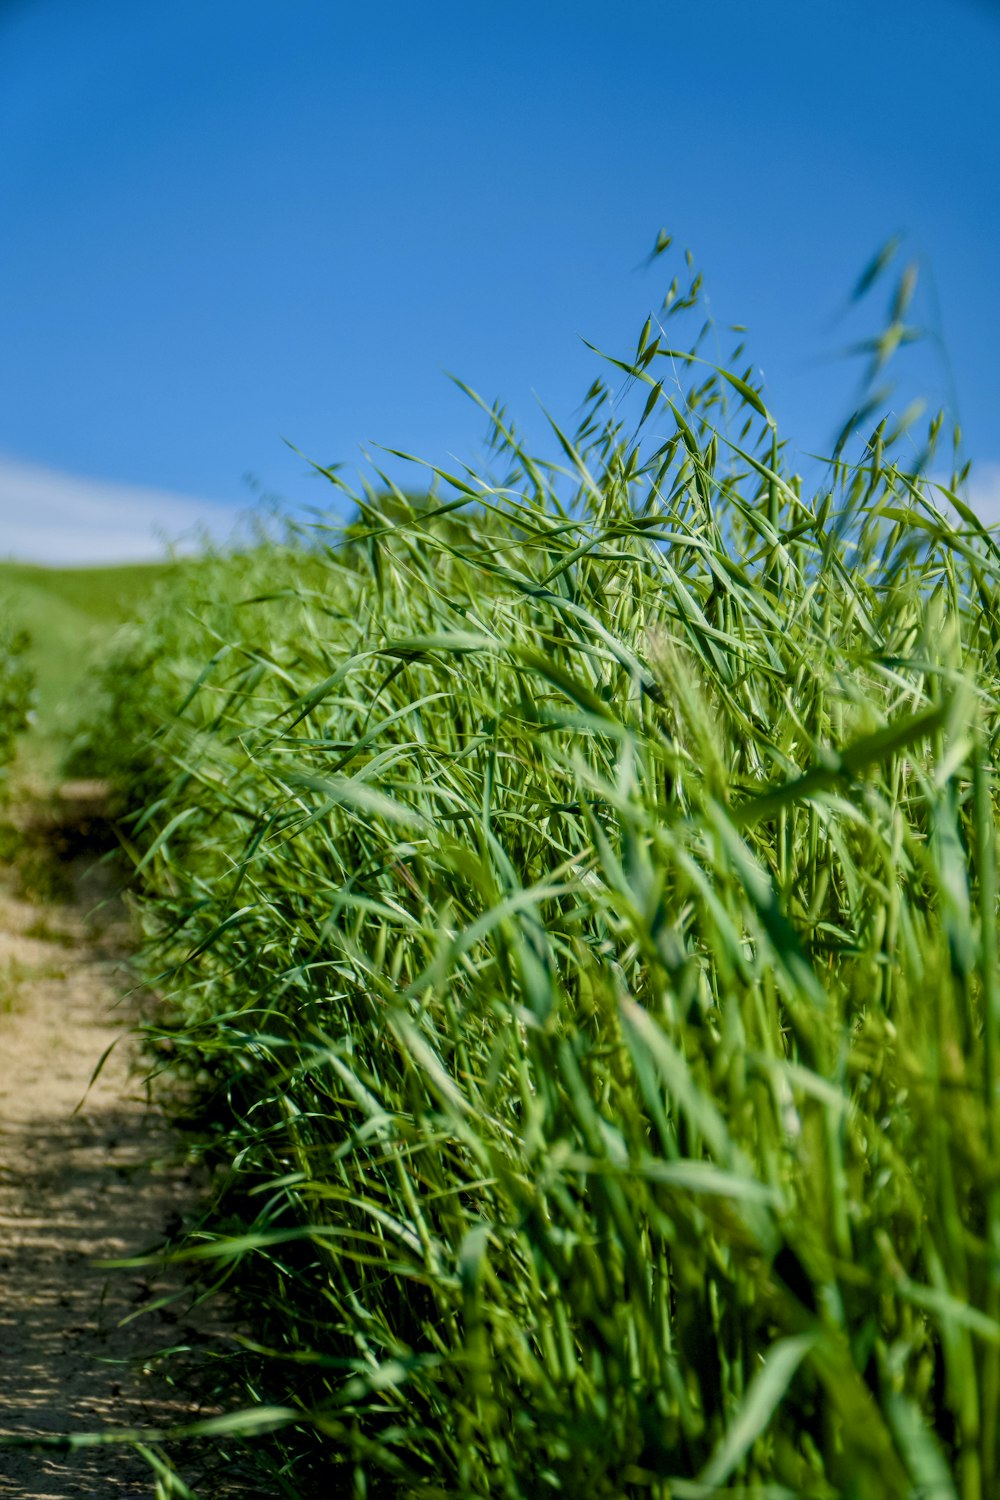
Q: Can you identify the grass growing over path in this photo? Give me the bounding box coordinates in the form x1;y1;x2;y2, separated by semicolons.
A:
79;247;1000;1497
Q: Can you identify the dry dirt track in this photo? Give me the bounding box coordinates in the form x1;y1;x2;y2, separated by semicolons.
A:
0;792;247;1498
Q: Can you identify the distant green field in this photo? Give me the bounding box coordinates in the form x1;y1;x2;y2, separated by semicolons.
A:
0;560;181;781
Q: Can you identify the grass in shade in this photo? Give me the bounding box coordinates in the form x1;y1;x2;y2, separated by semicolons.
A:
17;240;1000;1497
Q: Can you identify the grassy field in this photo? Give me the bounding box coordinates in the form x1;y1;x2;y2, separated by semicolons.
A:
8;244;1000;1496
0;560;181;779
56;247;999;1498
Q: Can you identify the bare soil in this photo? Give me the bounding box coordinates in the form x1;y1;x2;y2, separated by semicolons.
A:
0;791;250;1497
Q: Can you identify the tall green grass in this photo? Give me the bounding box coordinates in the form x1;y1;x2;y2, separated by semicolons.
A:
91;245;1000;1497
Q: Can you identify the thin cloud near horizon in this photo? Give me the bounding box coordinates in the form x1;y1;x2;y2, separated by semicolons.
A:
2;451;999;570
967;464;1000;524
0;453;247;566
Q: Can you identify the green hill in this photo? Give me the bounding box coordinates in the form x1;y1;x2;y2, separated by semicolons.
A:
0;560;181;783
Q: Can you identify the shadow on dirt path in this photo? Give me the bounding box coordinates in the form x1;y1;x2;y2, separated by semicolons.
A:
0;787;252;1497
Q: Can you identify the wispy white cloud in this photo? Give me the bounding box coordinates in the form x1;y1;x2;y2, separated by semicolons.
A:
963;463;1000;527
0;453;247;565
927;462;1000;528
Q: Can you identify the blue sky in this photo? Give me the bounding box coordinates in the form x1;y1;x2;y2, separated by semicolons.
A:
1;0;998;561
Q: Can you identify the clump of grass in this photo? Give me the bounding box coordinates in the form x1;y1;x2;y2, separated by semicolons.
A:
0;819;23;863
84;243;1000;1497
0;956;28;1014
14;842;74;904
0;955;67;1012
0;613;32;798
23;915;78;947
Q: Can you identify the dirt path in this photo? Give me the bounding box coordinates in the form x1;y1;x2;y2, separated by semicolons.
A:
0;791;245;1497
